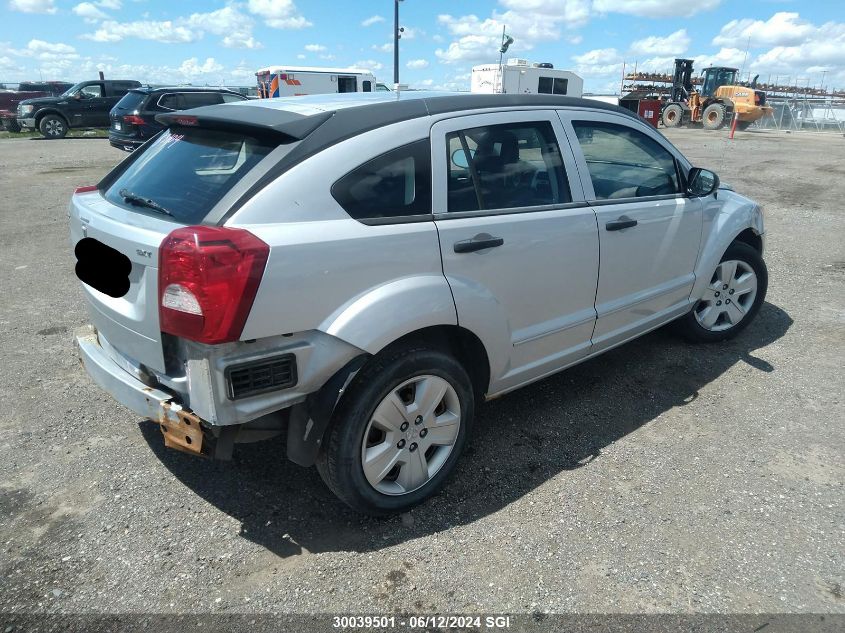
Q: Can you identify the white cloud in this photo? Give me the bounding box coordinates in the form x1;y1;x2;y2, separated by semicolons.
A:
372;42;393;53
572;47;623;75
246;0;312;29
712;12;815;48
97;0;120;9
82;20;197;43
629;29;690;57
296;53;305;59
80;6;261;48
178;57;223;76
435;2;588;64
593;0;721;18
73;2;109;20
25;39;77;56
354;59;384;71
361;15;384;27
8;0;56;14
693;47;746;71
304;44;326;52
406;59;430;69
187;6;259;49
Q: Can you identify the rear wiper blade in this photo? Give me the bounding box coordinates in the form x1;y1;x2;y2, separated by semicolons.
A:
119;189;173;217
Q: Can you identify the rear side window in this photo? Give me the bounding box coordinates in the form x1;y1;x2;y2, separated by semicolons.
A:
446;121;570;212
331;140;431;221
571;121;680;199
104;128;275;224
181;92;224;108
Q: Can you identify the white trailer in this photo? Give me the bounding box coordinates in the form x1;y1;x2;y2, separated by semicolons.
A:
256;66;378;98
471;59;583;97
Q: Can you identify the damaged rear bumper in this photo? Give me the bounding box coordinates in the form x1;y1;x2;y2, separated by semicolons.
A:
75;325;205;456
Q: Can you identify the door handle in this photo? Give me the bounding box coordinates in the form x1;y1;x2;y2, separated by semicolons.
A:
605;216;638;231
453;235;504;253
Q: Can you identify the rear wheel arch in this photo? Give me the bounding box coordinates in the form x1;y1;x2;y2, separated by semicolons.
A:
374;324;491;405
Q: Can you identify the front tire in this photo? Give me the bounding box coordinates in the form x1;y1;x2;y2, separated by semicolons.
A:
39;114;68;139
702;103;727;130
678;241;768;343
316;344;474;516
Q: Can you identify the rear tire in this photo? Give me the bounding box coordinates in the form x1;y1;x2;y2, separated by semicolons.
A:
39;114;68;139
316;344;474;516
702;103;727;130
662;103;684;128
677;241;767;343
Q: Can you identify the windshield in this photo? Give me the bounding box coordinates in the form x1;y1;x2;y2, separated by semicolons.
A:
104;128;276;224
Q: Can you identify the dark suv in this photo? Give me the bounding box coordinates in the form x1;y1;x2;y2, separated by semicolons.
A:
17;79;141;139
109;86;248;151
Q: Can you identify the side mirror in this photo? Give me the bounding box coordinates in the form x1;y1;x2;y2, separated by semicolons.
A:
686;167;720;197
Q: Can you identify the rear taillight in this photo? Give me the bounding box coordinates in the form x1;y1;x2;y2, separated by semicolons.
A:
158;226;269;345
122;114;145;125
74;185;98;194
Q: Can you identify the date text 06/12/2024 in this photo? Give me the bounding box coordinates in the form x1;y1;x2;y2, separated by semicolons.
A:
332;615;513;629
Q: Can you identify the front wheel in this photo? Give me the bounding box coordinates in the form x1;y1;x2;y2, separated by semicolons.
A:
39;114;68;139
677;241;768;343
316;345;474;515
702;103;727;130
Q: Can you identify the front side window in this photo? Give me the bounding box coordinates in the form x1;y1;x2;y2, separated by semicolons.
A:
79;84;104;99
571;121;680;200
446;121;570;212
332;140;431;221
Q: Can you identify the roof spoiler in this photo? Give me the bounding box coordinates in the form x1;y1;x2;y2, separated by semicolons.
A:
155;105;333;141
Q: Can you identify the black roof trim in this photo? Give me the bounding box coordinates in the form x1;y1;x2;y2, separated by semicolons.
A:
164;94;639;224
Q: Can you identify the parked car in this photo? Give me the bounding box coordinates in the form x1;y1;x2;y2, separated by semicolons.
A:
109;86;248;152
0;81;72;132
17;79;140;139
70;93;767;515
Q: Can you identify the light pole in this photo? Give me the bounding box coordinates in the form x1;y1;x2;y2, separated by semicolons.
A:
394;0;404;90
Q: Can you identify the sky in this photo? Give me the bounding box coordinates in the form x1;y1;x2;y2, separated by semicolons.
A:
1;0;843;94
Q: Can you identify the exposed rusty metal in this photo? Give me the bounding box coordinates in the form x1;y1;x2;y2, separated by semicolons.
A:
158;402;205;456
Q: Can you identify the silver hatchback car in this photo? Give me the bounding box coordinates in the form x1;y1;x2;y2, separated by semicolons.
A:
71;92;767;514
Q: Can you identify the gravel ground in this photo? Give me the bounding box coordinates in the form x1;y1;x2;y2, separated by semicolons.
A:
0;127;842;617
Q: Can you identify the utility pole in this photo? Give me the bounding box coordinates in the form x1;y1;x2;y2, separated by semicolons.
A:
393;0;403;90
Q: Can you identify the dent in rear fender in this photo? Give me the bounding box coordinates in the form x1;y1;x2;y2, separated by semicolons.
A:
691;191;764;300
318;275;458;354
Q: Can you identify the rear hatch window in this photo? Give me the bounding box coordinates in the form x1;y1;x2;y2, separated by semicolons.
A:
113;90;146;112
103;128;275;225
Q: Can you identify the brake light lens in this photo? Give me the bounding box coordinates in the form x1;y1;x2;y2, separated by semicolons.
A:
122;114;145;125
74;185;98;194
158;226;269;344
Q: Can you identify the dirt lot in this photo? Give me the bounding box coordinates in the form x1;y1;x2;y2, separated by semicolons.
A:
0;127;842;618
